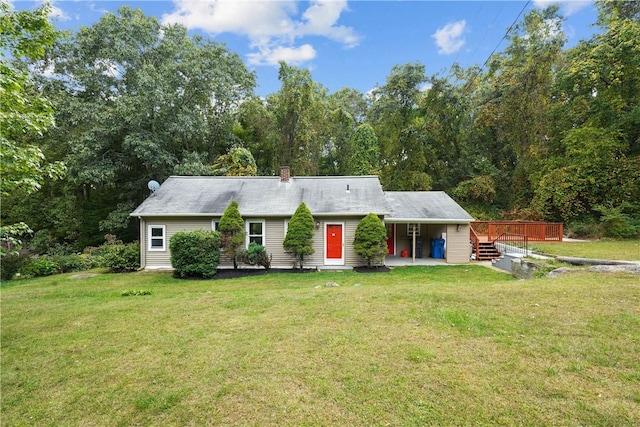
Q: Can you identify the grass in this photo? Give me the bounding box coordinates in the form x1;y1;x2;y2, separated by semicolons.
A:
530;239;640;261
2;266;639;426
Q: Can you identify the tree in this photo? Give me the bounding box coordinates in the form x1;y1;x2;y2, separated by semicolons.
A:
353;213;387;268
283;203;315;269
348;123;380;176
14;6;255;248
212;147;258;176
368;63;431;190
0;1;65;196
476;6;566;207
268;62;329;175
218;200;245;269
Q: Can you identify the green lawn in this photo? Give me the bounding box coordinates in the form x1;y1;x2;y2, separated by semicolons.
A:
530;239;640;261
2;266;639;426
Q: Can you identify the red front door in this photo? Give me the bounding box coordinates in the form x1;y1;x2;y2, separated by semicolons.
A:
386;224;395;255
326;224;343;259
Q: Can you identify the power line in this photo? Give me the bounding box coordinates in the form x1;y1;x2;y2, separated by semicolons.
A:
462;0;531;94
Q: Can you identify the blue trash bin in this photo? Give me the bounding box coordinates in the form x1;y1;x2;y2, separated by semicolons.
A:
432;238;445;259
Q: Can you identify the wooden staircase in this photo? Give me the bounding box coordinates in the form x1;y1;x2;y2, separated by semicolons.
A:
476;241;501;260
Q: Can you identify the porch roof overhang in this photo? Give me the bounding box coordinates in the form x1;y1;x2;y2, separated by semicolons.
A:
384;191;474;224
385;218;473;224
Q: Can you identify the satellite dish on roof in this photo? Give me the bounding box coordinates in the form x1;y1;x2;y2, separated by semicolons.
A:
147;180;160;196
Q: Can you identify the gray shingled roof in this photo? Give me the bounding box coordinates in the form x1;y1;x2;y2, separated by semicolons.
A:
384;191;474;223
131;176;391;217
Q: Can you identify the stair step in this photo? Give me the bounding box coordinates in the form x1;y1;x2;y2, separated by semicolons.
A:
474;242;501;260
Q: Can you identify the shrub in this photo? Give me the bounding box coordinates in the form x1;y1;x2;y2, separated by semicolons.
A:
170;230;221;279
121;289;152;296
218;201;245;269
353;213;388;267
101;242;140;272
596;205;639;239
0;252;30;281
238;242;271;269
51;254;92;273
283;203;315;269
23;256;60;277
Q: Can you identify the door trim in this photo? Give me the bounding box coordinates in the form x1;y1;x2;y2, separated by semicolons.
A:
386;223;396;256
324;222;345;266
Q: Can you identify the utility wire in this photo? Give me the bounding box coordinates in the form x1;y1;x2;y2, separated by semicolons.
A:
462;0;531;94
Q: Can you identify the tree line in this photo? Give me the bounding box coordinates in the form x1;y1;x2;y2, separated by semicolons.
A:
2;1;639;256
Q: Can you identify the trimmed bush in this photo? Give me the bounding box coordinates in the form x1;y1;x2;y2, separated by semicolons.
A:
218;200;245;269
283;203;315;269
170;230;221;279
354;213;388;267
101;242;140;272
238;242;271;269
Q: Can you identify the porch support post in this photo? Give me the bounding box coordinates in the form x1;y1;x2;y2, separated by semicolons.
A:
412;228;416;264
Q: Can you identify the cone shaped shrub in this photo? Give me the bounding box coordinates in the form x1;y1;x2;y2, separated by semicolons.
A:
354;213;388;267
283;203;315;269
218;200;245;269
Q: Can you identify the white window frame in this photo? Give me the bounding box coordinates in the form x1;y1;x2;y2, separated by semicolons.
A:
246;219;266;248
148;225;166;251
407;223;420;237
211;219;221;231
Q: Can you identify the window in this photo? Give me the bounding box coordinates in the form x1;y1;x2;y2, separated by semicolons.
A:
148;225;166;251
211;219;220;231
407;223;420;236
246;220;265;246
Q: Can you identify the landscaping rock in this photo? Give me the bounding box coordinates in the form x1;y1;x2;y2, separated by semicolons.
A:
547;267;575;278
324;282;340;287
588;264;640;274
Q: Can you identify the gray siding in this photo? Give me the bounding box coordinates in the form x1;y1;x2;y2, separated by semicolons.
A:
141;215;370;270
143;217;212;269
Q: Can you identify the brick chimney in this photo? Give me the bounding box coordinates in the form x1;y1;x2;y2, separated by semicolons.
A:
280;166;290;182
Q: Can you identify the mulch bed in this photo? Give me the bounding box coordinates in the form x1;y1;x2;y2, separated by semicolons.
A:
205;266;391;280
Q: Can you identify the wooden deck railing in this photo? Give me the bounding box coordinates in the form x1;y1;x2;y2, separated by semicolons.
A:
470;226;481;260
471;221;563;242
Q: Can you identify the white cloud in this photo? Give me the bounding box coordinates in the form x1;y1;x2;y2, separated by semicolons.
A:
432;20;466;55
247;43;316;66
162;0;359;66
533;0;592;16
37;0;70;21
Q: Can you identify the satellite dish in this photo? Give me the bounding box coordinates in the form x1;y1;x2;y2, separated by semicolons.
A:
147;180;160;196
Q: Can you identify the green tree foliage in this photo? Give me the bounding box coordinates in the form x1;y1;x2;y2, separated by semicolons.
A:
283;203;315;269
13;6;255;248
369;63;431;190
218;200;245;269
234;97;280;175
531;127;633;222
170;230;221;279
347;123;380;176
212;147;258;176
353;213;388;267
268;62;329;175
0;1;65;196
476;6;566;206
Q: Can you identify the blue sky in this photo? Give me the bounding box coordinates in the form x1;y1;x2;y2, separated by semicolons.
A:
13;1;599;96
